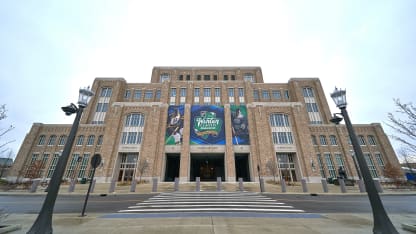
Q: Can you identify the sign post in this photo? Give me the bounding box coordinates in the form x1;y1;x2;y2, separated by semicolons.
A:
81;153;101;217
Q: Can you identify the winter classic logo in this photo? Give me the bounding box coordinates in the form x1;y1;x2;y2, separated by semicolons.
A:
193;111;222;139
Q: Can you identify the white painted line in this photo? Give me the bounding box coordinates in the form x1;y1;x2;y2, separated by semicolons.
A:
139;201;284;205
118;208;305;213
128;204;294;208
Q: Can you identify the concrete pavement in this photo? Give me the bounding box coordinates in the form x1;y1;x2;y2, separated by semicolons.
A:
1;182;415;233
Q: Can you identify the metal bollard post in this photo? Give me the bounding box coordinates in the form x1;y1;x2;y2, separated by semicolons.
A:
281;179;287;193
196;177;200;192
259;178;265;192
90;179;96;193
338;179;347;193
238;178;244;191
301;178;308;193
174;177;179;192
30;179;41;193
68;179;76;193
357;179;365;193
130;179;137;192
152;177;158;192
108;179;116;193
217;177;222;191
321;178;328;193
373;179;383;193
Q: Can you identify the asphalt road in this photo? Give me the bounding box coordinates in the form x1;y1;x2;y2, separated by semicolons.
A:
0;193;414;214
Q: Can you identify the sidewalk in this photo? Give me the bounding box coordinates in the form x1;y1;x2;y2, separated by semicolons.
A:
3;212;416;234
1;182;415;234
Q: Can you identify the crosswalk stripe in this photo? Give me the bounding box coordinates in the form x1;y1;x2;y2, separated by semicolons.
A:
118;192;305;214
119;208;305;213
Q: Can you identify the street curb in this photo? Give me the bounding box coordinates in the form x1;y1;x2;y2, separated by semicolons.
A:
402;223;416;233
0;224;22;234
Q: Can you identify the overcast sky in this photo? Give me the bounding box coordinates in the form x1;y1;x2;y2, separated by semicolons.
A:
1;0;415;159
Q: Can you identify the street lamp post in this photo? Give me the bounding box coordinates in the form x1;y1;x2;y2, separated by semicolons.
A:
330;87;398;234
349;150;362;180
27;87;94;234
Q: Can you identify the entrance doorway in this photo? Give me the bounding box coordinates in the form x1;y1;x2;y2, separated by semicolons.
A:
164;154;180;182
277;153;298;182
190;154;225;181
235;153;250;181
118;153;138;182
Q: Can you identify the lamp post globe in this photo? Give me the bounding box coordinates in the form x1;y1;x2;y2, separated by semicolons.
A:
27;86;94;234
330;87;398;234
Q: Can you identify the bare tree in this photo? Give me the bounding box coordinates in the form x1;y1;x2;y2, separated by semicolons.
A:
137;159;149;183
383;162;405;188
0;104;15;153
387;99;416;155
266;159;278;182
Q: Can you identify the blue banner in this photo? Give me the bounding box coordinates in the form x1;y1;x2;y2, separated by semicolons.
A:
190;105;225;145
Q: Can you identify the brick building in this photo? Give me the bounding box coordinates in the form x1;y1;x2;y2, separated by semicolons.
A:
8;67;400;184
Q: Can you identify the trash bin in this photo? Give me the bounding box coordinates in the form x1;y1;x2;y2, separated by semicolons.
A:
81;178;87;184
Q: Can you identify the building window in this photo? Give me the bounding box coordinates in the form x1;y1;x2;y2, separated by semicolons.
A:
186;74;191;80
124;90;131;99
262;90;270;99
272;90;281;99
375;153;385;170
243;73;254;82
317;154;325;178
302;87;314;97
253;90;259;101
58;135;66;146
224;75;228;80
47;135;57;146
228;88;234;97
78;154;90;178
38;135;46;145
76;135;84;146
213;75;218;80
368;135;377;145
65;154;80;178
204;75;210;80
87;135;95;146
144;90;153;99
329;135;337;145
134;90;142;100
272;132;293;144
238;88;244;97
358;135;366;145
97;135;103;145
364;153;378;177
311;135;317;145
270;114;290;127
197;75;201;80
306;103;319;112
47;152;60;178
125;113;145;127
284;90;290;99
121;132;143;144
160;73;170;82
319;135;327;145
215;88;221;97
170;88;177;97
335;153;345;170
194;88;200;97
155;89;161;101
178;74;183;80
324;153;337;178
96;103;108;112
100;87;112;97
204;88;211;97
180;88;187;97
231;75;235;80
